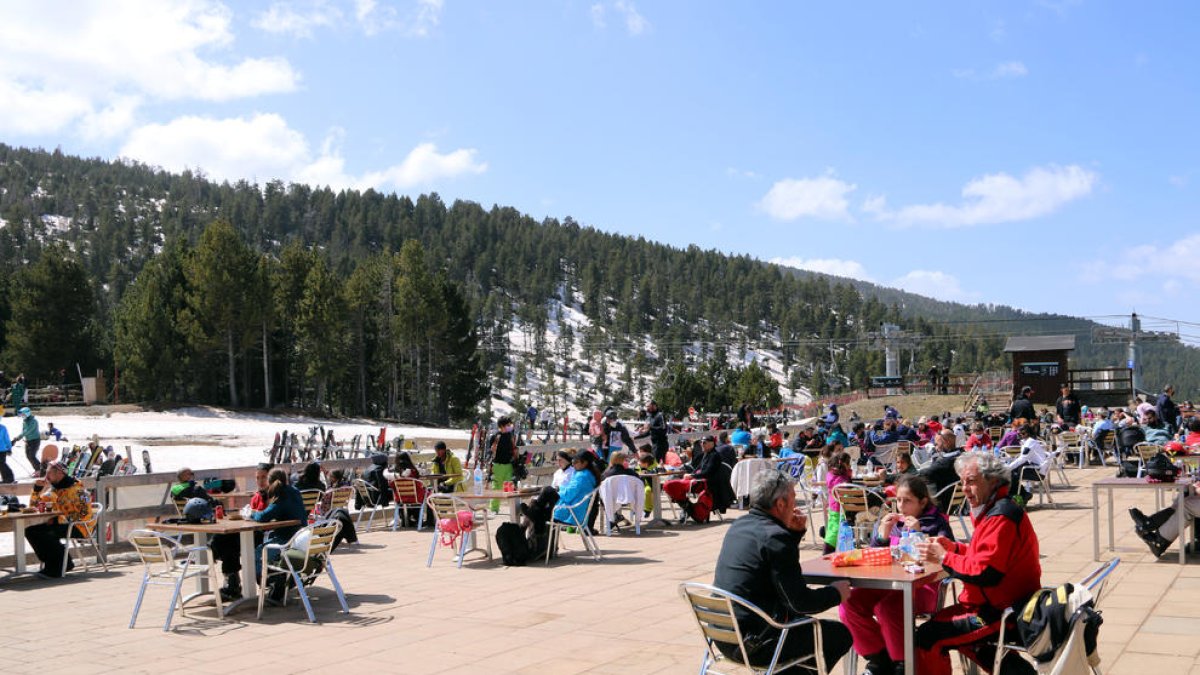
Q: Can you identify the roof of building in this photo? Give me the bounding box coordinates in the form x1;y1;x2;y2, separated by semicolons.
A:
1003;335;1077;353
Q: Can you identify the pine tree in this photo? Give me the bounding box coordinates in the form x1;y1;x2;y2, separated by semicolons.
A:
114;242;190;400
182;220;256;407
3;246;100;381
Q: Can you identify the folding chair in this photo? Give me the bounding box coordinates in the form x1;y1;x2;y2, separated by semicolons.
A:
425;494;491;569
679;582;830;675
390;477;426;531
128;529;223;631
257;521;349;623
547;489;602;563
62;502;109;576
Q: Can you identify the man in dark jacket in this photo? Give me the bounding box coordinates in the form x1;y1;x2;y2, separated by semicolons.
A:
915;451;1041;675
713;470;851;673
1157;385;1181;433
694;436;735;513
1008;386;1036;422
635;400;670;462
1055;384;1082;426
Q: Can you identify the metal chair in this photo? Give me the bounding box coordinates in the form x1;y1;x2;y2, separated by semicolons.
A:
1019;460;1057;508
598;474;645;535
299;489;322;517
1134;443;1163;477
425;494;491;569
1095;429;1118;465
1043;445;1071;488
872;443;898;472
933;482;971;543
390;477;426;531
325;485;354;513
1057;431;1084;469
989;558;1120;674
830;484;878;547
998;445;1023;459
547;489;602;563
679;582;829;675
257;521;349;623
987;427;1004;444
62;502;109;576
127;529;222;631
351;478;385;532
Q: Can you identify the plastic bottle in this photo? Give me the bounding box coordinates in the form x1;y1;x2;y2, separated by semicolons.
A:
836;518;855;552
473;466;484;496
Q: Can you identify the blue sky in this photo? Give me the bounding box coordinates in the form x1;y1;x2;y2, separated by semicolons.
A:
2;1;1198;323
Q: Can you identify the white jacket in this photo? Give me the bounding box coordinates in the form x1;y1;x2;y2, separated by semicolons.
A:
730;458;776;498
598;475;644;534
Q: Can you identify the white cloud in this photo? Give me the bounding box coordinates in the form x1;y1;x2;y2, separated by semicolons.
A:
992;61;1028;78
251;0;441;38
869;164;1097;228
119;113;486;191
252;1;342;38
954;61;1029;81
759;174;857;221
590;1;649;35
0;0;298;138
615;1;649;35
1079;233;1200;289
353;0;441;36
890;270;979;303
770;257;874;283
725;167;759;179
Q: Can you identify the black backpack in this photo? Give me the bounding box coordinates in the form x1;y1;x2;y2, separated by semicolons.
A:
496;522;531;566
1015;583;1103;664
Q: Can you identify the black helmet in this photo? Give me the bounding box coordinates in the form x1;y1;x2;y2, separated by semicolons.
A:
182;497;214;523
604;408;617;419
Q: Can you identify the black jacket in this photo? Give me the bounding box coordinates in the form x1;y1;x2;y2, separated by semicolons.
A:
693;450;735;511
713;509;840;652
1157;393;1180;431
637;411;669;452
1009;396;1036;422
1055;393;1082;425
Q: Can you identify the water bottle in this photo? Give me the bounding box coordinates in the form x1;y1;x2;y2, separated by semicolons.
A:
836;518;855;552
473;466;484;495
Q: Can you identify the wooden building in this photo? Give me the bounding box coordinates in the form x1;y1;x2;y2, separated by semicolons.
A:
1004;335;1076;406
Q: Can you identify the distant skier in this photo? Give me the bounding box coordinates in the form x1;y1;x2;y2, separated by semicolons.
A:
18;407;41;476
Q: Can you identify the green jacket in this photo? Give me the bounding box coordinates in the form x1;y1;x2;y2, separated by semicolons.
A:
21;415;39;442
10;382;25;407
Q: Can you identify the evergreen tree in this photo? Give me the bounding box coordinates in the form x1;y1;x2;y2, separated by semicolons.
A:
181;220;256;407
295;257;346;411
114;243;190;400
3;246;100;381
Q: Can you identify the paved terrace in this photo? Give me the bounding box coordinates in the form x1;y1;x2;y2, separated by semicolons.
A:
1;466;1197;675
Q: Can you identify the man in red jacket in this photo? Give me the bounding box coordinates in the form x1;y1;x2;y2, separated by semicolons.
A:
915;451;1042;675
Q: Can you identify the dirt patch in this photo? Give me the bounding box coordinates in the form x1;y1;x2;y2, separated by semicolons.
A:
838;394;973;421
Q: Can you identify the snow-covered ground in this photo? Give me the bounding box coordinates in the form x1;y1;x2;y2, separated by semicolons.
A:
0;406;470;480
